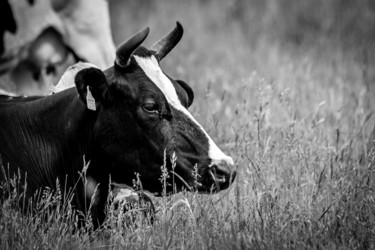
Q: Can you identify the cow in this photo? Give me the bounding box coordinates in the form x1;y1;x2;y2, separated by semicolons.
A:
0;0;115;95
0;22;236;228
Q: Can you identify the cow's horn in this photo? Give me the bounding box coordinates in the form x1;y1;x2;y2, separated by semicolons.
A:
115;26;150;68
151;22;183;61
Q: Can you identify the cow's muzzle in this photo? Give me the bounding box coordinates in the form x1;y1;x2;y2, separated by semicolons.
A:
207;161;237;191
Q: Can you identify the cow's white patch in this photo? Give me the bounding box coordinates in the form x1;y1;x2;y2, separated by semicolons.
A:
50;62;98;94
112;187;138;204
134;55;234;167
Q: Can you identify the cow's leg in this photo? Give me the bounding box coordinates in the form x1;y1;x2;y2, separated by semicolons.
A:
82;175;109;230
89;184;109;230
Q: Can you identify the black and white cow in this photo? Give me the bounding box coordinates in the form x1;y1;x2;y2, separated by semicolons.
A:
0;23;236;228
0;0;115;95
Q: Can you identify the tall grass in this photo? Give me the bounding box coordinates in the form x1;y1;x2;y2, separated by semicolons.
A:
2;0;375;249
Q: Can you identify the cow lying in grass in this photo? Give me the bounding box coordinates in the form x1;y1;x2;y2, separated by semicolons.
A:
0;22;236;228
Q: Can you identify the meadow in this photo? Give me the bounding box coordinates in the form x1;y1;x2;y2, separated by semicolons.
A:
1;0;375;249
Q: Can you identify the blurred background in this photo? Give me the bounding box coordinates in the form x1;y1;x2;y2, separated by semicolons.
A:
110;0;375;116
109;0;375;80
3;0;375;90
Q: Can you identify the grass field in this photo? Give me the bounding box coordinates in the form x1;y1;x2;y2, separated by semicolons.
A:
1;0;375;249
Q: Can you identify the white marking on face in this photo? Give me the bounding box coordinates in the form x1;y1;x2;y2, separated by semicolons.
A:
134;55;234;167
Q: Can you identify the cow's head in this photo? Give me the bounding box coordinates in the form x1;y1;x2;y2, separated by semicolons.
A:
73;23;236;195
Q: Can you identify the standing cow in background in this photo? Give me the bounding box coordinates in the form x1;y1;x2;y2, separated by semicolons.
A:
0;0;115;95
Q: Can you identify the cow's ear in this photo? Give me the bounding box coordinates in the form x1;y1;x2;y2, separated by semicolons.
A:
75;67;108;110
176;80;194;107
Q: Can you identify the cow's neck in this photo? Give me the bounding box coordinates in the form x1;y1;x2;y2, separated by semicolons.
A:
0;89;101;192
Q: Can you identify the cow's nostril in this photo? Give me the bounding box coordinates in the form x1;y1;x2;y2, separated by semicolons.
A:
212;162;231;177
210;162;236;185
210;158;237;184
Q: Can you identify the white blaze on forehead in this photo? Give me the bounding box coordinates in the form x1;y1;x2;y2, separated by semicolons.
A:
50;62;99;94
134;55;234;167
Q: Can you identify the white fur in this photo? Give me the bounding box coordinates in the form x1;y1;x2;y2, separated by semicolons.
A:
50;62;98;94
134;55;234;167
112;187;138;203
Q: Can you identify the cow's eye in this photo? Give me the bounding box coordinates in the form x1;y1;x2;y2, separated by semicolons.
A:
143;102;159;114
